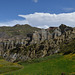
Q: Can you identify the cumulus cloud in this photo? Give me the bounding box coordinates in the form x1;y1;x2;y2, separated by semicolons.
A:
19;12;75;28
33;0;38;3
0;12;75;28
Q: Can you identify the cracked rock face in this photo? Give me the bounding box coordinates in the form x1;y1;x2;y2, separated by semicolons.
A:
0;24;75;62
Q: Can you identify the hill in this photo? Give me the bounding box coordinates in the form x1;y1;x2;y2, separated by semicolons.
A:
0;24;41;38
0;24;75;75
1;24;75;62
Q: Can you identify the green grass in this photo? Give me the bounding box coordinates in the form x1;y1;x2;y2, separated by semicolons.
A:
5;54;75;75
0;57;22;74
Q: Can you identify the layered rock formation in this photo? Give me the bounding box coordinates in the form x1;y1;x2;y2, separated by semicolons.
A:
0;24;75;62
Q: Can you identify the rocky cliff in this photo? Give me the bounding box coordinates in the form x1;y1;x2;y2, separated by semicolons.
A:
0;24;75;62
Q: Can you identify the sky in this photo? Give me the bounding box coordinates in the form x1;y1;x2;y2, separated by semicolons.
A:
0;0;75;28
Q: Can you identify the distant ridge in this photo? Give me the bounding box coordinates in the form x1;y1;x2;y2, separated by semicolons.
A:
0;24;41;38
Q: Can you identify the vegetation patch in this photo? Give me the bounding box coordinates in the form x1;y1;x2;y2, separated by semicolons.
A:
5;54;75;75
0;58;22;74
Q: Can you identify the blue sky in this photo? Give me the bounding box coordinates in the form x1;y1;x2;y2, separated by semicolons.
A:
0;0;75;28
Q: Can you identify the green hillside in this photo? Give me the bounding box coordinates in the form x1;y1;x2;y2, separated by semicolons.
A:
0;57;22;75
0;24;41;37
4;54;75;75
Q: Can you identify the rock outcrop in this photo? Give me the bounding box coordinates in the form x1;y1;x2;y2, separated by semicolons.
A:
0;24;75;62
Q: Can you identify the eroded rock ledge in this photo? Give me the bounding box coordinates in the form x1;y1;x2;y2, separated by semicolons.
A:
0;24;75;62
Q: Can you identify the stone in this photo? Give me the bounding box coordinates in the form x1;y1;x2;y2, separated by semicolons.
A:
0;24;75;62
32;31;41;44
52;28;61;39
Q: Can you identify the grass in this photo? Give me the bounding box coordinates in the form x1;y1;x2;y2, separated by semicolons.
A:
4;54;75;75
0;57;22;75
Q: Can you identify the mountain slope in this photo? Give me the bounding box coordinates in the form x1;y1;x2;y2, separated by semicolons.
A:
0;24;41;38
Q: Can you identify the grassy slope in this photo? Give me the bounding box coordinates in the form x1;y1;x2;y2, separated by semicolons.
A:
5;54;75;75
0;24;40;37
0;57;22;74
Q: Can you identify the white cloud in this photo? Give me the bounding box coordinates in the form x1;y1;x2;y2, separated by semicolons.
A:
0;12;75;28
19;12;75;28
33;0;38;3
